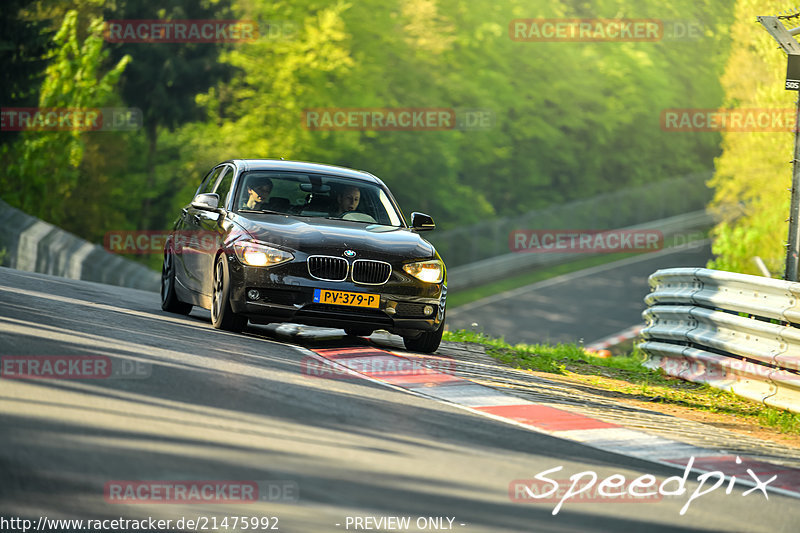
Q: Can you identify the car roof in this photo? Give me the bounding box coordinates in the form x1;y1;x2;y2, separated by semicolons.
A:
227;159;384;186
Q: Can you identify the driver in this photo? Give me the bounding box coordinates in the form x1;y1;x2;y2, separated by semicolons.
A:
329;185;360;217
241;177;273;209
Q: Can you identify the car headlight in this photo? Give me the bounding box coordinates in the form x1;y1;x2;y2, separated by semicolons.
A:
233;241;293;267
403;259;444;283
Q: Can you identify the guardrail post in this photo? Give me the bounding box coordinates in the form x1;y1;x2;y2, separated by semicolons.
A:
757;14;800;280
788;91;800;280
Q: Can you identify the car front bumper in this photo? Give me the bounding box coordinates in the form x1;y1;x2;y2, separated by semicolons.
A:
226;255;446;335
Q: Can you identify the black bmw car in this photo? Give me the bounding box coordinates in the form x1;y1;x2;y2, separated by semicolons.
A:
161;159;447;353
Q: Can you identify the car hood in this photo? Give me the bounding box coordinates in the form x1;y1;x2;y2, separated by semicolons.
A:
230;214;436;260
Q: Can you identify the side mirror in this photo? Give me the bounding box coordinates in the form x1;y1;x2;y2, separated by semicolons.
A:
192;193;219;210
410;212;435;231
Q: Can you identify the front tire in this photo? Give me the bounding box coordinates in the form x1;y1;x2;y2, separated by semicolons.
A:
161;246;192;315
211;254;248;332
403;313;445;353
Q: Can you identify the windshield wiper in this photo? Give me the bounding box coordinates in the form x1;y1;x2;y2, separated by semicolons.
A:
238;209;284;215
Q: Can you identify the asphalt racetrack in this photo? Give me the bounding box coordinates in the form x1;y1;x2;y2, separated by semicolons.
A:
448;242;712;345
1;265;797;533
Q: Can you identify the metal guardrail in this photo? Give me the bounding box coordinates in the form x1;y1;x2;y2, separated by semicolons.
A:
429;172;713;268
640;268;800;414
448;209;713;291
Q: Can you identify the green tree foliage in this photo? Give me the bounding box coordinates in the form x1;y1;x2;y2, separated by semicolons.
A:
707;0;792;276
169;0;732;228
0;10;130;233
103;0;236;227
4;0;736;256
0;0;53;147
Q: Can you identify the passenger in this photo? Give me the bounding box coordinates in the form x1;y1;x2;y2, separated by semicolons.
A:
329;185;361;217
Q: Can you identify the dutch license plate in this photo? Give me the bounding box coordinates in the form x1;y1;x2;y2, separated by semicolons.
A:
313;289;380;308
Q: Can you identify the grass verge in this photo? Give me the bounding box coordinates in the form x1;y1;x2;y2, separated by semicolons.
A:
442;329;800;437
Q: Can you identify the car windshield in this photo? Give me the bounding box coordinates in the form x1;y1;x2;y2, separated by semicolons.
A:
235;171;404;227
